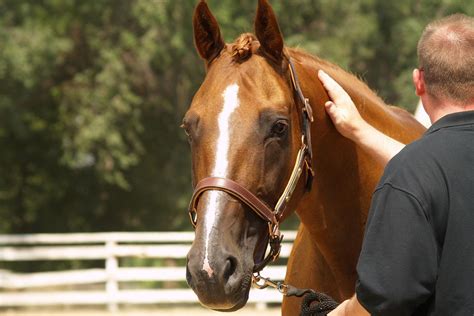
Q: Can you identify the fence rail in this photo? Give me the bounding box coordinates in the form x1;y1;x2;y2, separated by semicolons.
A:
0;231;296;310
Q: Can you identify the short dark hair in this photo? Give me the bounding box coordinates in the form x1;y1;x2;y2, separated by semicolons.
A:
417;14;474;103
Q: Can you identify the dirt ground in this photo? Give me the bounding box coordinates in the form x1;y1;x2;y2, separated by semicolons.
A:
1;306;281;316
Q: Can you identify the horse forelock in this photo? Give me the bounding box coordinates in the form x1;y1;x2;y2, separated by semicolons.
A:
229;33;260;62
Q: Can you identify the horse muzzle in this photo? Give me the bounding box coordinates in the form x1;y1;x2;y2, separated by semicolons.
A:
186;235;253;310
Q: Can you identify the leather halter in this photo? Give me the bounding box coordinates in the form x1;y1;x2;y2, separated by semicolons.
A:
188;58;314;273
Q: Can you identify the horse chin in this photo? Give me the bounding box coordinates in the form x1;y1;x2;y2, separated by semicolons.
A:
197;271;253;312
211;291;250;312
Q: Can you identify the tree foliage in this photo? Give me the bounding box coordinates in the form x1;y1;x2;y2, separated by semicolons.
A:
0;0;472;234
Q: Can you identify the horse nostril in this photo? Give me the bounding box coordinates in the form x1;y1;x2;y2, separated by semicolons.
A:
223;256;237;281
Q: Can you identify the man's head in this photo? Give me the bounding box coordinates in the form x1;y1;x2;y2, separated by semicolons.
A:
413;14;474;113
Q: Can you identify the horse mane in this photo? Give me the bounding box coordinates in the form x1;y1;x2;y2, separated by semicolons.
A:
285;48;424;137
287;48;390;109
229;34;388;109
228;34;420;129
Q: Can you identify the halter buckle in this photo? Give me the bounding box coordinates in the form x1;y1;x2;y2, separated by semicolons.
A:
268;222;283;261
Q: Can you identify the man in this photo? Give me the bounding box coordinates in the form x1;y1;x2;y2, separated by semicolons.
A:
315;14;474;315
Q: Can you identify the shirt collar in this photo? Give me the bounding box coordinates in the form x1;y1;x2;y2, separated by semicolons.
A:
426;110;474;135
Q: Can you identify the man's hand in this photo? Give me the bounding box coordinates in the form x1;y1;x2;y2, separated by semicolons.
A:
317;69;405;165
318;70;369;141
327;295;370;316
327;299;350;316
299;291;369;316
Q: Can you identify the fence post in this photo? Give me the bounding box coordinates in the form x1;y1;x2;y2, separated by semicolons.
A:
106;239;118;312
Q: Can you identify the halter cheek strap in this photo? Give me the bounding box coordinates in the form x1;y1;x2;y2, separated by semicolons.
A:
188;58;314;273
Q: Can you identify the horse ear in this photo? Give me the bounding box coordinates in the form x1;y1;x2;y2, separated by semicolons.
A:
254;0;284;63
193;0;225;63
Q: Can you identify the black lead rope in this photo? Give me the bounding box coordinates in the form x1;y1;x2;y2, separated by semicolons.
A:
252;273;339;315
285;284;316;297
300;291;340;316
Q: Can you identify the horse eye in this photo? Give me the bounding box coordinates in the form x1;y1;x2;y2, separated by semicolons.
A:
270;120;288;137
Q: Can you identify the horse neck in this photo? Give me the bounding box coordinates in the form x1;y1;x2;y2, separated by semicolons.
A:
287;49;422;236
281;51;426;296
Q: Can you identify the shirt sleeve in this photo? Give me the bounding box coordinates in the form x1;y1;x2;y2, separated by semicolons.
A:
356;183;438;316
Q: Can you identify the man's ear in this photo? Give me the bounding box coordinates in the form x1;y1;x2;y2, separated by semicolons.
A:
193;0;225;63
413;68;426;96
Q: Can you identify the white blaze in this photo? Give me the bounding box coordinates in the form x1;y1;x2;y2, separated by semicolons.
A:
202;84;240;277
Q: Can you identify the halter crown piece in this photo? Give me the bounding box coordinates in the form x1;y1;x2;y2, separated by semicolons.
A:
188;57;314;274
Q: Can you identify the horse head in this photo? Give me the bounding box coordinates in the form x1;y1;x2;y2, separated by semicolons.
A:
184;0;327;311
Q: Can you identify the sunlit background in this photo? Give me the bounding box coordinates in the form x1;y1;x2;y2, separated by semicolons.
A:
0;0;472;315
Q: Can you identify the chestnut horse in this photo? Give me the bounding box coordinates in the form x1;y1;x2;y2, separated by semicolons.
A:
184;0;425;314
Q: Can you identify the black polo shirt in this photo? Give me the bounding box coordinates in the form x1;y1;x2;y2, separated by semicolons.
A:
356;110;474;316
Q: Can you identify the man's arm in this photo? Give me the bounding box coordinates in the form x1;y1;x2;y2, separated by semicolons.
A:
318;70;405;165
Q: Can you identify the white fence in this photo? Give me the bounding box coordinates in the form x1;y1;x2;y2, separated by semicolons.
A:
0;231;296;310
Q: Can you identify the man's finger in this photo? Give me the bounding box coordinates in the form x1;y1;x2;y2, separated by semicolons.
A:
325;101;334;108
318;70;350;102
324;101;338;119
325;101;337;114
318;70;345;96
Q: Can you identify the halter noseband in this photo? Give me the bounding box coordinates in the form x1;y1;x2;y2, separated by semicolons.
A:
188;58;314;273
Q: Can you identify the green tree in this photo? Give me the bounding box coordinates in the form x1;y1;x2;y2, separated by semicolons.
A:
0;0;472;235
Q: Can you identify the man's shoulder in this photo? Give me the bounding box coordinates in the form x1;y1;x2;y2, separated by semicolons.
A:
385;119;471;174
384;133;436;173
376;133;444;194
